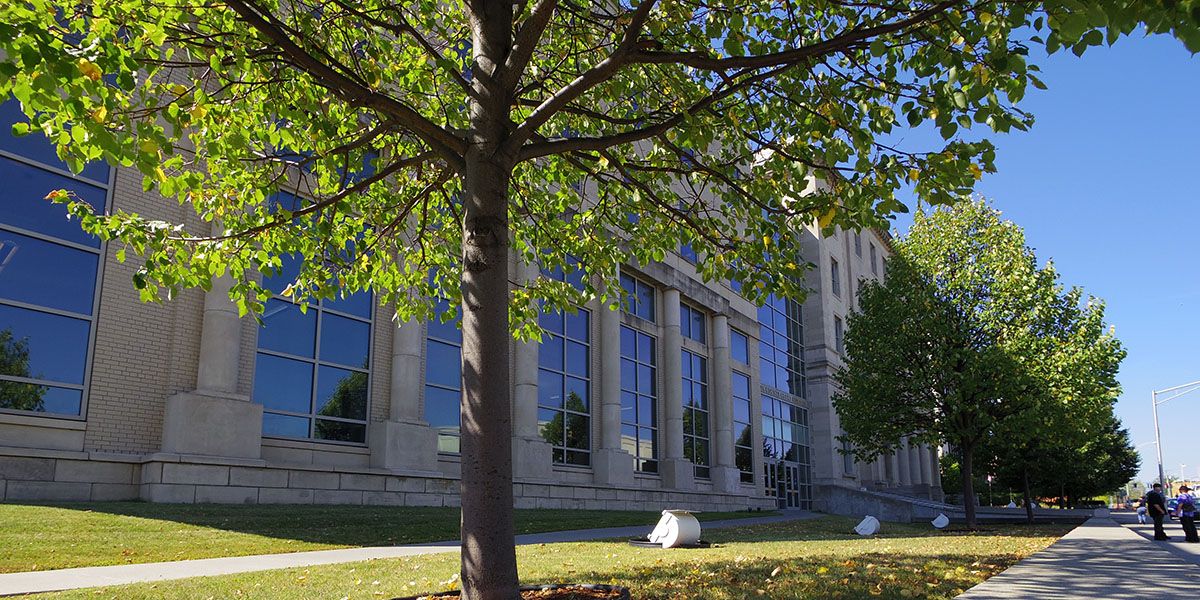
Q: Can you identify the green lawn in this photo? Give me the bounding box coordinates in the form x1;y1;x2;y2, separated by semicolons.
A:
0;502;769;573
19;516;1069;600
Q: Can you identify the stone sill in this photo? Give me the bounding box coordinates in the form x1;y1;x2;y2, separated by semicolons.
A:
0;412;86;430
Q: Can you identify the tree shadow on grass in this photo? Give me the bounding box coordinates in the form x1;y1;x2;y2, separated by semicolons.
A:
516;549;1030;600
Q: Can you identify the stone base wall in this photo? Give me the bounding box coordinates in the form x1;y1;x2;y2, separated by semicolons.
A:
0;448;774;512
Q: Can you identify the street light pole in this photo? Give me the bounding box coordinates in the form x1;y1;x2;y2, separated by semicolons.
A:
1151;379;1200;490
1154;389;1166;488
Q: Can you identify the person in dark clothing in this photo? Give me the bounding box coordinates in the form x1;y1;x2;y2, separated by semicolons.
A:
1146;483;1170;541
1175;485;1198;543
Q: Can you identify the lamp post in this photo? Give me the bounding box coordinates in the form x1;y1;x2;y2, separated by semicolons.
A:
1152;379;1200;489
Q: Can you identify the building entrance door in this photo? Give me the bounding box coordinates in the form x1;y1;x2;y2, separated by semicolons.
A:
765;460;803;509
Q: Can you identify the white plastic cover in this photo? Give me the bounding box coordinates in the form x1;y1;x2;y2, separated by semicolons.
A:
931;513;950;529
647;509;702;548
854;515;881;536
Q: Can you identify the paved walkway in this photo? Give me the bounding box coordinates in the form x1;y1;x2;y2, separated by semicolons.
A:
957;516;1200;599
1116;511;1200;565
0;511;815;596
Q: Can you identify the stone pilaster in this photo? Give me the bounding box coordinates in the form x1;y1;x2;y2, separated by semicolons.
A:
510;259;553;480
368;315;439;474
593;271;634;485
659;288;694;490
709;314;739;492
161;274;263;460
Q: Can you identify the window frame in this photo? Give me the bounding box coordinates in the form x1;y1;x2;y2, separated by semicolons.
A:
830;257;841;298
0;146;112;421
681;348;710;479
620;324;659;473
537;306;593;466
254;289;375;447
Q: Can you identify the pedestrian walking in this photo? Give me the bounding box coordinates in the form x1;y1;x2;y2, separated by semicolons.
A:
1137;501;1148;524
1147;483;1170;541
1175;485;1199;543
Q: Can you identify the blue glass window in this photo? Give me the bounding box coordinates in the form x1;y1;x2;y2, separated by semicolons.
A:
731;329;749;364
758;294;804;397
762;394;811;509
0;97;108;417
732;371;754;483
619;273;655;322
538;264;591;466
682;349;710;478
1;98;110;183
620;325;658;472
680;303;706;343
425;299;462;453
254;256;372;444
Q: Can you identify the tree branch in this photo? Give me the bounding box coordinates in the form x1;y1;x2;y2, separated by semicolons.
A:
222;0;466;169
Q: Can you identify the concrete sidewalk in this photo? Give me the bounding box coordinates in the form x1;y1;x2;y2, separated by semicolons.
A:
1117;512;1200;566
0;511;815;597
957;517;1200;599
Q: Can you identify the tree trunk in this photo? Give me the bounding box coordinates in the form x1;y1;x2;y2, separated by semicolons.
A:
960;447;978;528
1022;468;1034;525
459;2;518;598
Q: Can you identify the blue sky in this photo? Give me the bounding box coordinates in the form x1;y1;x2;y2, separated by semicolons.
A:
889;34;1200;485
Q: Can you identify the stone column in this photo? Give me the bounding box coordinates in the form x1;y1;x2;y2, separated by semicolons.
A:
368;314;440;474
917;444;932;485
887;452;899;487
161;274;263;460
594;268;634;485
898;439;912;488
509;259;553;480
909;442;929;498
659;288;694;490
929;446;945;501
709;314;738;492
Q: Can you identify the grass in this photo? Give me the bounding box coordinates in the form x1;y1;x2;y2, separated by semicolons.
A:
0;502;770;573
17;516;1070;600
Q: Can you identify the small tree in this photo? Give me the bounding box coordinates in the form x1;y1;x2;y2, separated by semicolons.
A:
836;200;1089;527
3;2;1196;596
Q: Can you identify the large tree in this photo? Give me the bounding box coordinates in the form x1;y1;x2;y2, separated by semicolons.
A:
2;1;1196;597
983;288;1125;521
834;200;1113;527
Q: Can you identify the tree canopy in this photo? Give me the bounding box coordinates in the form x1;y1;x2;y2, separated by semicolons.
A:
835;200;1125;526
2;0;1192;596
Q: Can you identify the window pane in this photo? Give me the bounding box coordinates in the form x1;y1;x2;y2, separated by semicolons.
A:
0;98;110;183
638;395;655;425
734;398;750;423
538;408;563;445
620;358;636;391
258;300;316;358
253;354;313;414
636;283;654;321
263;412;310;439
538;370;563;408
565;450;589;466
425;340;461;389
314;419;366;443
0;380;81;415
319;312;370;368
620;391;636;419
0;156;106;247
621;425;638;456
733;422;751;447
565;341;588;377
564;376;588;412
0;231;98;315
0;304;90;385
539;309;564;334
423;385;460;428
620;326;635;356
637;333;654;362
427;311;461;343
565;413;589;450
732;372;750;399
262;254;302;296
538;334;563;370
437;433;460;454
731;330;749;363
315;365;367;420
564;310;588;341
636;364;654;394
325;291;372;319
